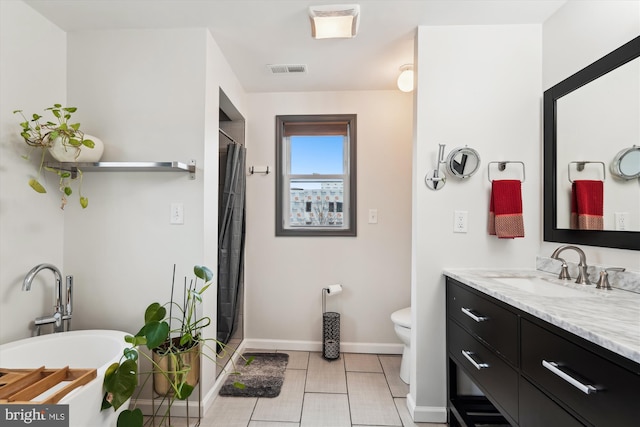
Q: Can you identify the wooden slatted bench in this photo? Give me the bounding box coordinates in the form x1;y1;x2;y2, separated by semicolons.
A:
0;366;97;404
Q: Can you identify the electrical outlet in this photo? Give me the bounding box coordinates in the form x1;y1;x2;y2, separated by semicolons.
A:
368;208;378;224
171;203;184;225
615;212;630;231
454;210;468;233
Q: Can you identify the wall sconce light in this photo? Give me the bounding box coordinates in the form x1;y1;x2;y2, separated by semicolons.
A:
309;4;360;39
397;64;414;92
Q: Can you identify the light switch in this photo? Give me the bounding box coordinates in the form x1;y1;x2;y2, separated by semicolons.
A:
171;203;184;225
368;208;378;224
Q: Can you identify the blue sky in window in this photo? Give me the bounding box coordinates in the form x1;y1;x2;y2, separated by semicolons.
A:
290;136;344;174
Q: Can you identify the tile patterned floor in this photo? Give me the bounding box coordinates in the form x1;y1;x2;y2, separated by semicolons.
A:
157;351;447;427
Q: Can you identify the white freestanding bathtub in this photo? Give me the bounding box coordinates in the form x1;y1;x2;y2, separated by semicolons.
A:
0;330;132;427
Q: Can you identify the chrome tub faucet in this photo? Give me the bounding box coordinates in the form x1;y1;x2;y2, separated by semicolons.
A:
550;245;591;285
23;263;73;334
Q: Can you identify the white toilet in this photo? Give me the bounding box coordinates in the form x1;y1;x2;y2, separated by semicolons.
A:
391;307;411;384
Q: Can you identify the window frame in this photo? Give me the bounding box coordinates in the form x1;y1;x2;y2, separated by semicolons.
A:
275;114;357;237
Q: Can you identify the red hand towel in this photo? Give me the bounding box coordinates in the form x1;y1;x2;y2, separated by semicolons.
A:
571;180;603;230
489;180;524;239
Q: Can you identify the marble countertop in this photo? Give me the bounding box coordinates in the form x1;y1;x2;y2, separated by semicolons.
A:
443;268;640;365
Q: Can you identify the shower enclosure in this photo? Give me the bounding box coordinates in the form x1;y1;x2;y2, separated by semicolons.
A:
216;89;245;376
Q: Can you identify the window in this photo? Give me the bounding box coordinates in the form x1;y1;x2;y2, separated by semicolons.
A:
276;114;357;236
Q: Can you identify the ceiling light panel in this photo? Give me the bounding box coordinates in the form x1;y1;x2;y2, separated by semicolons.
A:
309;4;360;39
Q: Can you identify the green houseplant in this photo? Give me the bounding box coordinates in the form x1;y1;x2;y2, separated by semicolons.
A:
101;265;247;427
13;104;97;209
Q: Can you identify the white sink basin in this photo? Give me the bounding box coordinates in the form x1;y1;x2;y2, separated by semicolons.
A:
492;276;597;298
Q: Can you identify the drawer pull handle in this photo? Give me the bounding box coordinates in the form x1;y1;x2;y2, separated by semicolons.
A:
542;360;597;395
461;307;489;322
462;350;490;370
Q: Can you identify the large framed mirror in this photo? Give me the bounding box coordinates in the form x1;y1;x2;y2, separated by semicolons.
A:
543;36;640;251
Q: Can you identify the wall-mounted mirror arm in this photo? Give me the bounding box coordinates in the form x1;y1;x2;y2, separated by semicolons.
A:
425;144;447;191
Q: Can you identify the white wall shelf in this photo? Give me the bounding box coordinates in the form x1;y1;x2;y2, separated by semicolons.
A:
44;160;196;180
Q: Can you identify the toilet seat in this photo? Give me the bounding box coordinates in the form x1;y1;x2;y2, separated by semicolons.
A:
391;307;411;328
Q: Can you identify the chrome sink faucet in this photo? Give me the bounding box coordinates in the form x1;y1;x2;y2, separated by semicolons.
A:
596;267;626;290
550;245;591;285
23;263;73;333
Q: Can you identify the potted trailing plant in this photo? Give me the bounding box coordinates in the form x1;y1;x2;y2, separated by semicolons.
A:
13;104;102;209
101;265;247;427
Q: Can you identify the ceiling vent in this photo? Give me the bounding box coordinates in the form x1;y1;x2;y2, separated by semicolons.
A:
267;64;308;74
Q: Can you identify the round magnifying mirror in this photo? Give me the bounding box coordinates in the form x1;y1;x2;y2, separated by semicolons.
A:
611;145;640;180
446;147;481;179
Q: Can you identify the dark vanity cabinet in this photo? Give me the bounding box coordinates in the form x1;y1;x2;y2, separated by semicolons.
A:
446;277;640;427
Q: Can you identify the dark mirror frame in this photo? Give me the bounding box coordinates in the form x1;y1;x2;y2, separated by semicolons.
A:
543;35;640;251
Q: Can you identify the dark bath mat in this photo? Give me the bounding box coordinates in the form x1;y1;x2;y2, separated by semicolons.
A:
219;352;289;398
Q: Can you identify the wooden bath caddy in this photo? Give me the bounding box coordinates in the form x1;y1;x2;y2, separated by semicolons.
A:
0;366;96;404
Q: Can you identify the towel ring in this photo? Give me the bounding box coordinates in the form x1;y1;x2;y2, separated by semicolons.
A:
568;161;605;183
487;161;525;183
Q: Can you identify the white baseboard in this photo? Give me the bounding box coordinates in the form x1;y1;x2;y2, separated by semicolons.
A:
203;339;248;408
406;393;448;423
242;338;403;355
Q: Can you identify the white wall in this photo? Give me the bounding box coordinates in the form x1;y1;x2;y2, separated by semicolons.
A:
543;1;640;91
61;27;246;404
0;0;67;344
62;30;210;401
541;0;640;269
244;91;413;350
411;25;543;422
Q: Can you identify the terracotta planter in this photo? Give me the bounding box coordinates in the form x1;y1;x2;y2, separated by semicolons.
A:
152;340;200;396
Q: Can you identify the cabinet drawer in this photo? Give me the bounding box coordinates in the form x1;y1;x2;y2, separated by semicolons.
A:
519;378;584;427
447;279;518;365
521;319;640;427
449;319;519;422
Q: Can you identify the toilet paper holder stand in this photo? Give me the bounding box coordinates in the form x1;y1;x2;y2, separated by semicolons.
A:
322;284;342;360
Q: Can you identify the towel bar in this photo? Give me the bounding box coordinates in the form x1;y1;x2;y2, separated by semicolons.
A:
568;161;606;183
487;161;525;183
249;166;270;175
